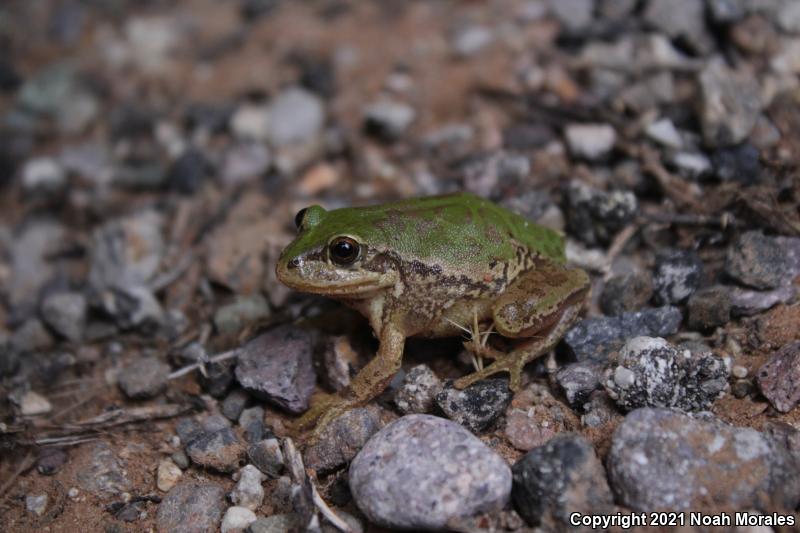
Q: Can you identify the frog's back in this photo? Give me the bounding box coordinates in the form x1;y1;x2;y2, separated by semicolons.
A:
338;192;565;267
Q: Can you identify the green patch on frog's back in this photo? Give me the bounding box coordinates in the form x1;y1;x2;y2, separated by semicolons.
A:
288;192;565;267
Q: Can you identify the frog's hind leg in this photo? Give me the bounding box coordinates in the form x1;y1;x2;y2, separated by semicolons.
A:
454;265;589;392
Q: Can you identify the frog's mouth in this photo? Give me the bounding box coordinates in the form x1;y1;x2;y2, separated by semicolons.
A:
276;258;397;297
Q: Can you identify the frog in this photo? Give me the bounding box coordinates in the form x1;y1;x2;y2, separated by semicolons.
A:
275;192;590;435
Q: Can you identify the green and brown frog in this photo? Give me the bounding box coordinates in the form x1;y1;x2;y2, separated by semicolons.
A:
276;192;589;435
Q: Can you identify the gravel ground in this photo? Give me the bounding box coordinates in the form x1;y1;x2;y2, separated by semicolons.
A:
1;1;799;532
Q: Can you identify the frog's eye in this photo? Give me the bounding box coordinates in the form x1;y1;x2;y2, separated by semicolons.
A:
328;236;361;266
294;208;308;230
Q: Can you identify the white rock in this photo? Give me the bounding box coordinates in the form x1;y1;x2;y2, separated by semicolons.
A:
266;88;325;147
230;104;270;141
22;157;66;195
157;458;182;492
230;465;265;511
26;494;48;516
452;25;494;57
20;391;52;416
645;118;683;149
565;124;617;160
668;152;711;179
220;506;257;533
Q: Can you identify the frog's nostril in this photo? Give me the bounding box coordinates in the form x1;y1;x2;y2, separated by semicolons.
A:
287;258;300;269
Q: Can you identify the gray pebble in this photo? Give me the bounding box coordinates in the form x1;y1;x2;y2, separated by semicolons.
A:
726;231;800;290
512;434;613;530
565;181;636;246
698;61;761;147
118;357;170;399
247;514;295;533
349;414;511;530
266;87;325;147
213;294;270;336
239;405;265;443
247;438;284;478
600;271;654;316
564;124;617;161
185;426;246;473
652;249;704;305
756;341;800;413
435;379;513;432
564;306;683;363
394;364;443;414
156;482;226;533
604;336;728;411
687;286;732;330
234;325;316;414
304;406;384;474
363;100;415;141
75;441;131;497
608;408;800;511
555;361;604;409
222;389;250;421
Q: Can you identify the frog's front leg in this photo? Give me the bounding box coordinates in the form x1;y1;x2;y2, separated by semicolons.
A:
455;265;589;391
293;325;405;439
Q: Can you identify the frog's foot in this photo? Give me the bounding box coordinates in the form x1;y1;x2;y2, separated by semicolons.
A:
292;392;354;443
453;352;526;392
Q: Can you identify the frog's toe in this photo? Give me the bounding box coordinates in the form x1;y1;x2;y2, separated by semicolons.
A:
462;340;504;360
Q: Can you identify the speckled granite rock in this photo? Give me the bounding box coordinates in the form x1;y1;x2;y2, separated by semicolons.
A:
608;408;800;511
604;336;728;412
512;433;613;530
156;482;226;533
349;414;511;530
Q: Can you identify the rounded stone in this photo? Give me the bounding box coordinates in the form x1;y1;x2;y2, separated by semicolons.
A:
349;414;511;530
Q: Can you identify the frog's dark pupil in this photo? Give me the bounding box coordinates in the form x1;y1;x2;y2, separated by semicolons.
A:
329;237;359;264
294;208;308;230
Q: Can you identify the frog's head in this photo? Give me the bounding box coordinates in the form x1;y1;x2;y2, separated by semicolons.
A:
276;205;399;297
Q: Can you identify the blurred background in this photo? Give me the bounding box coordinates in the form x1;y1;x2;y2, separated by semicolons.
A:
1;0;799;531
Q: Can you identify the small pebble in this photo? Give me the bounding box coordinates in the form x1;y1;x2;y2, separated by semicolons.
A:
756;341;800;413
435;379;512;432
222;389;250;421
564;124;616;160
185;426;246;473
687;286;732;330
564;306;683;363
157;458;183;492
37;447;67;475
26;494;48;516
239;406;266;443
156;482;226;533
118;357;170;399
394;364;443;414
364;100;416;141
234;326;316;414
19;390;52;416
304;406;384;474
247;514;296;533
732;365;748;379
231;464;265;511
726;231;800;290
247;438;284;478
652;249;704;305
22;157;66;196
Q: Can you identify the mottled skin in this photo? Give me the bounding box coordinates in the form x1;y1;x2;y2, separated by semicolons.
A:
276;192;589;435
